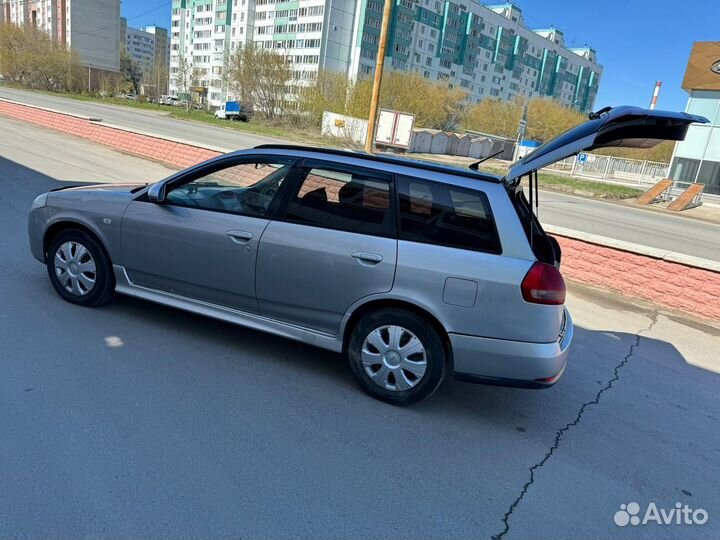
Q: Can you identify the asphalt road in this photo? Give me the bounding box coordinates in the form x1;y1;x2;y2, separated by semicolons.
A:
0;85;286;151
1;117;720;540
538;191;720;262
2;86;720;262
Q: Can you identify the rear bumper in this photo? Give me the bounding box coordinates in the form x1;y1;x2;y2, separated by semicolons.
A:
451;308;573;389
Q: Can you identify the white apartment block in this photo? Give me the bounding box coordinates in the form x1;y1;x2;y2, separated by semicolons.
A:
1;0;120;73
169;0;602;111
170;0;330;107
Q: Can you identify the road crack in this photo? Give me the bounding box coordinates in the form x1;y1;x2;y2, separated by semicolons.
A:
492;312;659;540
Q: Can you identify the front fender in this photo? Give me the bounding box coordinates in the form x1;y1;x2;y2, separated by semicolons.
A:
41;211;119;263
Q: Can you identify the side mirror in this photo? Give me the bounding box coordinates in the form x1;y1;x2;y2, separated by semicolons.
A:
147;182;166;203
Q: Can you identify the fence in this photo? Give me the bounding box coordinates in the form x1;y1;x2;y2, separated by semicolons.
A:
544;153;669;186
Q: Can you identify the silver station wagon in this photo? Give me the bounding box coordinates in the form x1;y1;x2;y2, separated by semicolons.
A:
28;106;706;404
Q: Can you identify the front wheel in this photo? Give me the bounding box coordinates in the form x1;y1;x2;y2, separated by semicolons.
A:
348;309;446;405
47;229;115;307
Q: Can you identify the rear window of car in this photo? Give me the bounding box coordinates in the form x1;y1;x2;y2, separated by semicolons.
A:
282;163;394;237
397;176;501;254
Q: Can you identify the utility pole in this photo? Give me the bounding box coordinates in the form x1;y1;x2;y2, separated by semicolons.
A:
364;0;393;154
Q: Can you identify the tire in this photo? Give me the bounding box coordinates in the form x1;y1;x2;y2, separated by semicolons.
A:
46;229;115;307
348;308;446;405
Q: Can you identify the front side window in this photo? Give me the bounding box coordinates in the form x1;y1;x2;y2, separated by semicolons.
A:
282;162;393;236
165;157;296;217
398;176;501;254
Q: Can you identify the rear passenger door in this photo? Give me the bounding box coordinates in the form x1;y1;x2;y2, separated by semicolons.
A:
255;160;397;335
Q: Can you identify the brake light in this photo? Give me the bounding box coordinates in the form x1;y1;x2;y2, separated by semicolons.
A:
521;262;566;305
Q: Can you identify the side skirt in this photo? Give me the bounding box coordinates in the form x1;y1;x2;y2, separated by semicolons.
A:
113;265;343;353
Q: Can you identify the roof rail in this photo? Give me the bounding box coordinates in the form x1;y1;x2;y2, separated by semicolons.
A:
253;144;502;183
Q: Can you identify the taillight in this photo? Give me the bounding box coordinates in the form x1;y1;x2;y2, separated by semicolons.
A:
521;262;566;305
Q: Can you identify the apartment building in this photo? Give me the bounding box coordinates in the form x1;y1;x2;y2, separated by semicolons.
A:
121;18;170;93
1;0;120;74
146;25;171;71
169;0;601;111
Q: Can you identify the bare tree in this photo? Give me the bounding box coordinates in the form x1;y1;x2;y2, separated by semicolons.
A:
174;53;196;112
120;47;142;95
142;56;169;101
228;45;292;121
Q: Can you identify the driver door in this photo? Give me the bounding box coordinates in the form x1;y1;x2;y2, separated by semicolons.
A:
121;155;297;313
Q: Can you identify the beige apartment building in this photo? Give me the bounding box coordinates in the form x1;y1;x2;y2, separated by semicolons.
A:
1;0;121;74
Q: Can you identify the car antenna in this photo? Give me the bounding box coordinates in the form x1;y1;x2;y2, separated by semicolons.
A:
469;149;504;170
588;106;612;120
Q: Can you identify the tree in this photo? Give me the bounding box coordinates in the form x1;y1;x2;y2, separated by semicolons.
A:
463;97;587;141
228;45;293;121
526;98;585;141
174;53;196;112
298;69;470;131
120;47;142;95
0;22;82;91
297;70;353;126
142;55;169;100
345;72;470;130
462;98;522;138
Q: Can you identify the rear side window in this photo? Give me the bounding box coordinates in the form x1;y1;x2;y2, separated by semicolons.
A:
397;176;501;254
282;162;394;237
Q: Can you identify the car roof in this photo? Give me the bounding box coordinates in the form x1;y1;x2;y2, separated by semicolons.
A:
252;144;503;184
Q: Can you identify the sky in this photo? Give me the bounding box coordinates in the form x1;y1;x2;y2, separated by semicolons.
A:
121;0;720;112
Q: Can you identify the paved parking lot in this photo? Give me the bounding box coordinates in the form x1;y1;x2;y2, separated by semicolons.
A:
1;117;719;539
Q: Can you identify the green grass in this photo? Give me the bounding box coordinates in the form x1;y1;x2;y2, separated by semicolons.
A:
165;108;350;147
0;84;355;147
482;166;644;199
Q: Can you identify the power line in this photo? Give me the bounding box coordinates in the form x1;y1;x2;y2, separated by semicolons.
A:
1;0;172;40
73;1;172;39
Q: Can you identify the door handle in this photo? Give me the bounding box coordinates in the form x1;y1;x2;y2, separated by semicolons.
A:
226;230;253;243
352;252;383;264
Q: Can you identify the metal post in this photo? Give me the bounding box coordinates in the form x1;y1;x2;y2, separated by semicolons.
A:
364;0;393;154
603;156;612;179
88;65;91;93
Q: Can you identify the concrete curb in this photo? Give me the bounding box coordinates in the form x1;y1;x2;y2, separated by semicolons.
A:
0;96;105;122
94;120;231;154
0;97;230;154
544;225;720;273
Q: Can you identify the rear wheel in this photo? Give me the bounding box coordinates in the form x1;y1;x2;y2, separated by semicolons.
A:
348;309;446;405
47;229;115;307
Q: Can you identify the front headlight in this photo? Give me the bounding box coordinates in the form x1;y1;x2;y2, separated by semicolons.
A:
30;193;48;211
